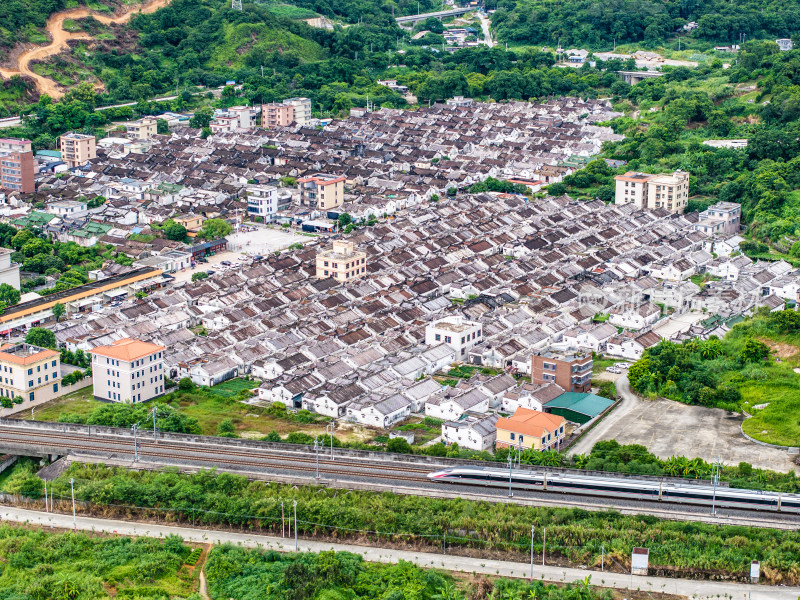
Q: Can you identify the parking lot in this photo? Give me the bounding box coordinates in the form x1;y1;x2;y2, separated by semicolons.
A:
572;377;798;472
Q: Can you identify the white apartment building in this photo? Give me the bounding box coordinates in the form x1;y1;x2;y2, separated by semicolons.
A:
246;185;278;221
90;338;166;403
614;170;690;213
226;105;259;129
695;201;741;236
283;97;312;125
424;316;483;359
0;248;20;289
614;172;650;207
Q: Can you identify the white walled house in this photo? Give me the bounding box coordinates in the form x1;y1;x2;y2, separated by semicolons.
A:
608;302;660;330
441;414;499;451
424;316;483;360
425;388;490;421
347;395;412;429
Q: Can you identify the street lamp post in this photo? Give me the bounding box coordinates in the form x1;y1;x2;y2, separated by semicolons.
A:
293;500;298;551
69;477;76;530
530;525;535;580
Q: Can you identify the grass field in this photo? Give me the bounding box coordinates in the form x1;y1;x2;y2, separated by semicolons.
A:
24;379;372;442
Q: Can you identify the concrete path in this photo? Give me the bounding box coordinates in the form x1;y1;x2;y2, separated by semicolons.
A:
569;376;640;456
1;506;796;600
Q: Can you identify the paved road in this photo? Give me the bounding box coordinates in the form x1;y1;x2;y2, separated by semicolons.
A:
1;506;795;600
479;13;495;48
0;117;22;129
396;7;471;23
569;375;639;456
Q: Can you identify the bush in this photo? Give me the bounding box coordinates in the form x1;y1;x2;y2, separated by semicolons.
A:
386;437;412;453
178;377;195;391
216;419;236;437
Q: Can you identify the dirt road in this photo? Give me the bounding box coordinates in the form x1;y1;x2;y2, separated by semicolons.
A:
0;0;172;99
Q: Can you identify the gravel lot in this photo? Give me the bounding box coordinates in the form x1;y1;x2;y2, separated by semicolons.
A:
571;377;798;472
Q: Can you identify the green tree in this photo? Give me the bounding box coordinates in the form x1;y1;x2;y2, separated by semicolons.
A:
192;271;209;282
52;302;65;322
0;283;20;307
741;339;769;363
337;213;352;228
156;118;169;134
25;327;56;349
164;222;188;241
178;377;195;391
197;218;232;240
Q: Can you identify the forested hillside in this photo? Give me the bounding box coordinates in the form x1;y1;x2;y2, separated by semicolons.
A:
490;0;800;47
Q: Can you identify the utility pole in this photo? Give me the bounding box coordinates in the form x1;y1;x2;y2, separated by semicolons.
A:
69;478;76;530
529;526;535;580
711;456;721;515
31;407;34;421
132;423;139;462
44;480;48;512
601;544;604;571
293;500;298;551
507;452;514;497
281;501;285;537
327;420;334;459
152;405;157;442
314;439;320;480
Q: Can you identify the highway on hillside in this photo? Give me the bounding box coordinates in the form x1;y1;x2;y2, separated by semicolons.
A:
0;420;797;529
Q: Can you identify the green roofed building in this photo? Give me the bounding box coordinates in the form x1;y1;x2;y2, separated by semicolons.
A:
544;392;615;425
11;211;56;229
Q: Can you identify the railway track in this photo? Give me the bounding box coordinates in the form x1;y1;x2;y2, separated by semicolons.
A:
3;424;800;529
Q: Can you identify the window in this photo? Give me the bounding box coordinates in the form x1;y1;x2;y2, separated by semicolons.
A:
435;334;441;341
53;383;58;393
28;380;33;388
29;392;34;402
510;432;515;440
27;368;32;375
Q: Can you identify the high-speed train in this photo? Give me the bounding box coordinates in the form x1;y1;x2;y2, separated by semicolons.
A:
427;466;800;513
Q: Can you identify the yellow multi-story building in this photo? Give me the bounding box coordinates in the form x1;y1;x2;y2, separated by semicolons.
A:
59;133;96;168
0;343;61;408
315;240;367;282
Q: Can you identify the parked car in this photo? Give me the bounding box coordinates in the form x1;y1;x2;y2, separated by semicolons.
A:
605;366;621;374
221;260;232;266
206;270;215;276
617;363;631;369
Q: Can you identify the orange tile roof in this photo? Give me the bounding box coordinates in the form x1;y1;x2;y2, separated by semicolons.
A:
495;407;565;438
0;344;58;365
90;338;165;362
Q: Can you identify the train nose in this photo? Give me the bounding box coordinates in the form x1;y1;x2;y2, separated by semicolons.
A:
427;471;447;480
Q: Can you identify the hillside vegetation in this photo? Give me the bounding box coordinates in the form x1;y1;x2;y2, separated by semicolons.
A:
0;525;197;599
490;0;800;47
